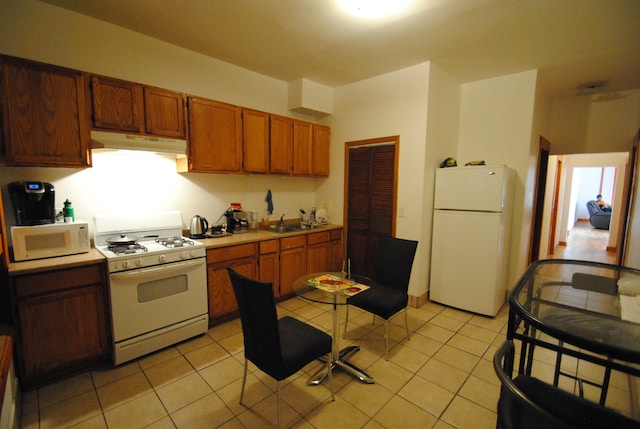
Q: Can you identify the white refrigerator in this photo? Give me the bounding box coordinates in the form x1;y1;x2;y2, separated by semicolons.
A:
429;166;515;316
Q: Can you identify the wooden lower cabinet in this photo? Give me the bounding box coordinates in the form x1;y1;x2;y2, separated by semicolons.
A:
258;239;280;296
329;228;344;272
205;228;343;321
307;231;330;274
279;235;307;297
207;243;257;323
10;263;110;389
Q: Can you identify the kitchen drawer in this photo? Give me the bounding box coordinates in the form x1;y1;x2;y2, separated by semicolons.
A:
307;231;330;245
280;235;306;251
14;264;103;298
330;229;342;241
259;239;279;254
207;243;257;264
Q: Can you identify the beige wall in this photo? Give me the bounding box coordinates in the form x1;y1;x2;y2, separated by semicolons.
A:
549;91;640;155
325;63;431;296
457;70;539;288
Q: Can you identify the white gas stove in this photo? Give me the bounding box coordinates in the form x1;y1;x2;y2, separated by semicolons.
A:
93;210;208;365
94;211;206;273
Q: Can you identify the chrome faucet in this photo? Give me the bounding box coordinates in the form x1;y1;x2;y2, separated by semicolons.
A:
279;213;285;228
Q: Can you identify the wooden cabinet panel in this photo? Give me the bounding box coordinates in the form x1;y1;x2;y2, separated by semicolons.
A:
280;235;306;251
292;120;313;176
280;246;306;297
11;263;109;388
90;75;143;133
259;252;279;296
15;264;102;298
307;230;331;274
207;243;256;264
187;97;243;173
330;229;344;272
270;114;293;174
208;260;255;322
307;231;329;245
143;87;185;138
312;124;330;177
307;241;330;274
17;286;107;378
259;239;279;255
207;244;257;322
258;239;279;295
243;108;269;173
91;77;185;139
0;57;91;167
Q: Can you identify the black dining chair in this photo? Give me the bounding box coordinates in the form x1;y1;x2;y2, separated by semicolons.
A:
343;236;418;359
226;268;334;428
493;339;639;429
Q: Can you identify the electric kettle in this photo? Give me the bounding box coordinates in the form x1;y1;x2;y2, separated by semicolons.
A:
190;215;209;238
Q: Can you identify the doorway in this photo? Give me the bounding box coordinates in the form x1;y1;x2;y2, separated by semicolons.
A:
344;136;399;279
539;152;629;264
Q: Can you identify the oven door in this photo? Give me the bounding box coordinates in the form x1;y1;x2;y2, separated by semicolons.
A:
109;257;207;342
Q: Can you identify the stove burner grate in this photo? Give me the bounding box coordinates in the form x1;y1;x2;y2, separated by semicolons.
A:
155;236;195;248
108;243;148;255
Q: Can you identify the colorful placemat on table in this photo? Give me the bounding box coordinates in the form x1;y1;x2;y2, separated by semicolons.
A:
305;274;369;296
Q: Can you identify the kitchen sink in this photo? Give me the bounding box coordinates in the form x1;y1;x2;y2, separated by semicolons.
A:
268;226;307;234
268;224;325;234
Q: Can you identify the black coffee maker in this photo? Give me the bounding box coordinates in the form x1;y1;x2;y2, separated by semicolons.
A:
8;181;56;225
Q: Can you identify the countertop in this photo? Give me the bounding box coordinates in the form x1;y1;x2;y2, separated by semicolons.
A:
7;224;343;275
196;223;342;248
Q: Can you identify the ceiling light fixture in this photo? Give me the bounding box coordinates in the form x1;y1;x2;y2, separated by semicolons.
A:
338;0;415;19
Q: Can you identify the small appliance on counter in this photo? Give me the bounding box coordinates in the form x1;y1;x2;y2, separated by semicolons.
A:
189;215;209;238
11;221;90;261
225;210;249;233
220;203;249;234
7;181;56;225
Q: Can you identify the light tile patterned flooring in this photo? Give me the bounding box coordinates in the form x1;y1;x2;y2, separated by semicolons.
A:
19;290;637;428
21;299;511;429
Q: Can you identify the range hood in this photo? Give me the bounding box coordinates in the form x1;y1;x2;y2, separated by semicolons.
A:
90;130;187;156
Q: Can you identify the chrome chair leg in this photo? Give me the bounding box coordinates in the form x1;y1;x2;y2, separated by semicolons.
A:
240;358;248;404
404;307;410;340
343;305;349;338
277;380;281;429
384;319;389;360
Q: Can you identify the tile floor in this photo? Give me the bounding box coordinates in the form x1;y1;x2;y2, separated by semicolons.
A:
18;295;635;428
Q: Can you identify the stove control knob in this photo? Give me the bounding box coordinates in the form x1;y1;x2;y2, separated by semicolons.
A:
122;260;130;269
159;254;166;263
181;250;196;259
135;258;143;267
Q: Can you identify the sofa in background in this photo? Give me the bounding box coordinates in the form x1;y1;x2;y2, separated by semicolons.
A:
586;200;611;230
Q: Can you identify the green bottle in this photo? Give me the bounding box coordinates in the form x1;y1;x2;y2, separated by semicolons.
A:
63;199;75;223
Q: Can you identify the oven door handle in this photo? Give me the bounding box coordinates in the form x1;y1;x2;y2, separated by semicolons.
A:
110;258;205;281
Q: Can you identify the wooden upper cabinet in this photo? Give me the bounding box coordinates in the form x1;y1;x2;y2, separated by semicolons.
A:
242;108;269;173
270;114;293;174
0;56;91;167
312;124;330;177
90;76;144;133
187;96;242;173
90;76;185;138
292;120;313;176
143;87;186;138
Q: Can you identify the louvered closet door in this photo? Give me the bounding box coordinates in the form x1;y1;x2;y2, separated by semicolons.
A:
347;143;396;279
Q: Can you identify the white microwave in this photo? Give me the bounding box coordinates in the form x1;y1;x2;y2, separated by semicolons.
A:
11;221;91;262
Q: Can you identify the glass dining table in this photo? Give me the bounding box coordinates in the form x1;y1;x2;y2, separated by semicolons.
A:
506;259;640;405
293;272;375;385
